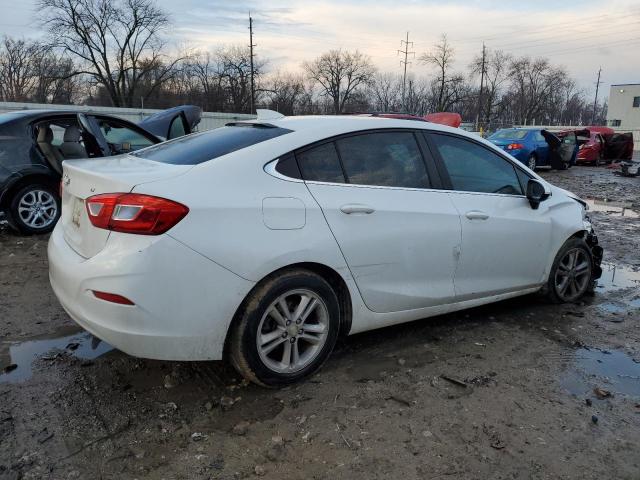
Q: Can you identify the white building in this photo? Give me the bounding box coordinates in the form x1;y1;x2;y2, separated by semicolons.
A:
607;84;640;151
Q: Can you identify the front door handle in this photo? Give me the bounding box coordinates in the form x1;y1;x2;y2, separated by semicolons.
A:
340;204;375;215
465;210;489;220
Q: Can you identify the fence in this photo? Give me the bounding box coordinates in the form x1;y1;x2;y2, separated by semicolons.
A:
0;101;256;131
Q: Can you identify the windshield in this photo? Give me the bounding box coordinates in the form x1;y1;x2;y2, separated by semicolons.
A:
133;124;292;165
489;129;529;140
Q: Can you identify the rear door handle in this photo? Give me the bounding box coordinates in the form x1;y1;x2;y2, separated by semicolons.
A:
340;204;375;215
465;210;489;220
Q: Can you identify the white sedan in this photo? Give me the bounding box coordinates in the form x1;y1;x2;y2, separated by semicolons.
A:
48;115;603;386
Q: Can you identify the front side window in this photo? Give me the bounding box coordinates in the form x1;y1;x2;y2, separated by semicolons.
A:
297;143;345;183
431;134;523;196
335;132;429;188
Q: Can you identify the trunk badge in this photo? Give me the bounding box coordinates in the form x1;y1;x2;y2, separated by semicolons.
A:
63;174;71;186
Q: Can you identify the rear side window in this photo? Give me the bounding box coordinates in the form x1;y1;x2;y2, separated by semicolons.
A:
335;132;429;188
133;125;292;165
431;134;523;195
297;143;346;183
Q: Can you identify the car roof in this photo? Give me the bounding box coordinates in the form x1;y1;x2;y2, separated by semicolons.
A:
237;115;468;138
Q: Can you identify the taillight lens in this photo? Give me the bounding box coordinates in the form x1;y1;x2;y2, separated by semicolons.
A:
85;193;189;235
507;143;525;150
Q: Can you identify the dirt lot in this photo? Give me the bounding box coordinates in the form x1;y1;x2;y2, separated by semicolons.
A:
1;165;639;480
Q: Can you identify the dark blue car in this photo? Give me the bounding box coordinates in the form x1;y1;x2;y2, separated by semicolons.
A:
488;128;581;172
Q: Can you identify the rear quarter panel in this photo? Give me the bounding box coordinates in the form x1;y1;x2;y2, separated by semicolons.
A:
134;140;354;284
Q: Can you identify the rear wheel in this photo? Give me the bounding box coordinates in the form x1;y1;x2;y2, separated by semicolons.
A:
229;269;340;387
7;184;60;234
527;154;537;170
546;238;593;303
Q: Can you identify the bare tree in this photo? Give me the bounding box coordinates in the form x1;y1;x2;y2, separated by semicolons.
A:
263;72;305;115
218;45;264;113
369;72;402;112
39;0;183;107
420;34;456;112
0;37;42;101
304;49;375;114
470;49;511;129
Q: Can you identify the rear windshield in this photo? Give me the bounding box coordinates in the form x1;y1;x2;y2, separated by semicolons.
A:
489;129;529;140
133;124;292;165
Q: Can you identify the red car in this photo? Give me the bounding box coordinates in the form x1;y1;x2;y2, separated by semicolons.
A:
576;126;634;165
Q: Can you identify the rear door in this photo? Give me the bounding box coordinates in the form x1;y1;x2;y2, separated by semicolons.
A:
533;130;549;165
301;130;460;313
426;132;552;301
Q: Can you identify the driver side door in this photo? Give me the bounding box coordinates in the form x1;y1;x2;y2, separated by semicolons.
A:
426;132;553;301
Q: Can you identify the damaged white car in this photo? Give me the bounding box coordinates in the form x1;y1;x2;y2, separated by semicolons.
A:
48;114;603;386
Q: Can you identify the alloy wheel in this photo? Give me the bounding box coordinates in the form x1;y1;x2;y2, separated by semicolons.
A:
528;155;536;170
17;189;58;229
256;289;330;374
554;248;591;302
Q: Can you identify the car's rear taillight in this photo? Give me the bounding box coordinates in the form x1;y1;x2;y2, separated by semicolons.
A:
507;143;525;150
85;193;189;235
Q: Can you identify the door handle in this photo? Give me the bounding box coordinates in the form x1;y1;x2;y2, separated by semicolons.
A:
465;210;489;220
340;204;375;215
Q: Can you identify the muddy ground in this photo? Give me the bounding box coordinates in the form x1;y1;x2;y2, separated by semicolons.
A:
1;164;639;480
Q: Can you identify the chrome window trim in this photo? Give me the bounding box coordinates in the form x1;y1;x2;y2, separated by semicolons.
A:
264;158;304;183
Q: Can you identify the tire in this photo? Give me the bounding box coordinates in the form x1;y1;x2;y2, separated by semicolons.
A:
7;183;61;234
229;268;341;387
527;154;537;171
545;237;593;304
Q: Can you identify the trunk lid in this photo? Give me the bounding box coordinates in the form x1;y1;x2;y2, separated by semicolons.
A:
60;155;193;258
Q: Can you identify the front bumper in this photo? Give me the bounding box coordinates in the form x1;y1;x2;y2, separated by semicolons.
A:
48;225;255;360
585;221;603;282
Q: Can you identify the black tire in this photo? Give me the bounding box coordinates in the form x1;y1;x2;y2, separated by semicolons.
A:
527;154;537;171
545;237;593;304
7;183;61;235
229;268;340;387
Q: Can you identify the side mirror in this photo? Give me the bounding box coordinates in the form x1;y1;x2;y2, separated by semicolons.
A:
526;179;550;209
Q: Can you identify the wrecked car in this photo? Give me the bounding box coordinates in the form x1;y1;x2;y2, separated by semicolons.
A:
48;114;602;387
488;128;580;171
575;126;634;165
0;105;201;233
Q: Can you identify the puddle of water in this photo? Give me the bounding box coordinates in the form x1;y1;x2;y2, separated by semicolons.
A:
596;262;640;292
598;298;640;315
0;329;113;383
561;348;640;398
585;199;639;218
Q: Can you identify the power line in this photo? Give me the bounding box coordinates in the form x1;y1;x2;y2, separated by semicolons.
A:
249;14;256;115
476;42;486;131
397;31;415;110
592;67;602;125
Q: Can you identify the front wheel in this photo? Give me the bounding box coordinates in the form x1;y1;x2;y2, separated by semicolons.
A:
8;184;61;234
229;269;340;387
545;238;593;303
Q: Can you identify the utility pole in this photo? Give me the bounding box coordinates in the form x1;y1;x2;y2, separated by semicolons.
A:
476;42;486;132
592;67;602;125
249;15;256;115
397;32;414;112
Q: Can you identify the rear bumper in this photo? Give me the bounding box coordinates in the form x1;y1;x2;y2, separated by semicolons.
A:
48;225;255;360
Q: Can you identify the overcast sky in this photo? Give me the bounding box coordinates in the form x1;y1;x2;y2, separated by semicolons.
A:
2;0;639;98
